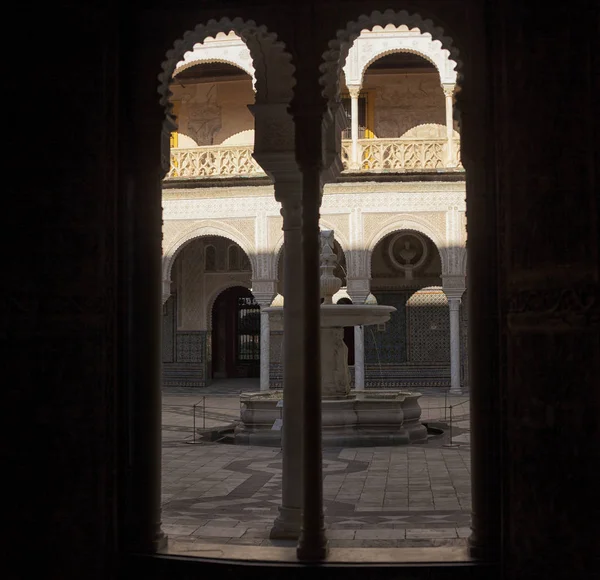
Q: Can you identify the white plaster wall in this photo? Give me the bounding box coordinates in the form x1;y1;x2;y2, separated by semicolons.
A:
162;181;467;286
170;71;453;147
178;242;205;330
366;72;446;138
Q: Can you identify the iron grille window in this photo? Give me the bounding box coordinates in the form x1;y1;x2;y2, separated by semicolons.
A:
237;296;260;363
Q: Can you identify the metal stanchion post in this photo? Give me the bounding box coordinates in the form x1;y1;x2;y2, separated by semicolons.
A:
443;402;460;448
193;402;196;444
449;404;453;446
445;390;448;422
203;395;206;431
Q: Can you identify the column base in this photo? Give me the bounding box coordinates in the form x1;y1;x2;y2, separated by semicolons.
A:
270;506;302;540
156;531;168;552
449;387;463;395
468;532;500;561
297;528;328;561
132;528;168;553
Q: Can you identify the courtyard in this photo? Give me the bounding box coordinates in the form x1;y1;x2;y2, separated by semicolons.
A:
161;379;471;557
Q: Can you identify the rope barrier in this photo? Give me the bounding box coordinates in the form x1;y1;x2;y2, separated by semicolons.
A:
165;391;470;445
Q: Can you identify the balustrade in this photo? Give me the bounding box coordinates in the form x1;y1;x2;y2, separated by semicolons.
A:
165;138;462;180
341;138;462;171
167;145;265;178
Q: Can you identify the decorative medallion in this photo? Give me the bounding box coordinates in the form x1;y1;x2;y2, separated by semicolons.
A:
387;232;428;279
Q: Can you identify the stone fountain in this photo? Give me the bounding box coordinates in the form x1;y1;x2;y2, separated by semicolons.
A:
234;230;427;447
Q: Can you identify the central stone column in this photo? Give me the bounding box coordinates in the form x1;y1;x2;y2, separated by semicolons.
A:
295;108;329;561
251;102;305;541
269;191;304;540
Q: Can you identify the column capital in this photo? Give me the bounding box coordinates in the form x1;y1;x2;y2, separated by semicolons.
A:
347;84;361;98
346;278;372;304
251;279;277;307
442;83;456;98
442;274;466;301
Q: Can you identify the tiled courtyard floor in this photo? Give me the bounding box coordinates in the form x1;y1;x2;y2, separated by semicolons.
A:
161;379;471;554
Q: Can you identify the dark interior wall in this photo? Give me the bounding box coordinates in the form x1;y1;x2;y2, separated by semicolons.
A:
7;10;121;576
489;2;600;575
6;2;599;579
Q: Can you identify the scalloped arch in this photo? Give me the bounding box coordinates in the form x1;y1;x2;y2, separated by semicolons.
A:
320;9;463;105
158;17;295;174
159;17;294;108
174;57;256;89
406;285;446;305
359;47;440;85
366;216;449;275
163;222;257;282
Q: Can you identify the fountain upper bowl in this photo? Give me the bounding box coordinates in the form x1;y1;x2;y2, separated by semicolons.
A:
263;304;395;328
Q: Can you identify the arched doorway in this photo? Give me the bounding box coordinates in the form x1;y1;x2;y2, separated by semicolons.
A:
211;286;260;379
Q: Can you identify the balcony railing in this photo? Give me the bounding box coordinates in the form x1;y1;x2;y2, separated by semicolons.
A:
165;138;462;180
167;145;265;179
341;138;462;171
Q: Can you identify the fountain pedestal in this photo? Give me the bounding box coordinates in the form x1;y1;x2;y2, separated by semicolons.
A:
321;327;351;399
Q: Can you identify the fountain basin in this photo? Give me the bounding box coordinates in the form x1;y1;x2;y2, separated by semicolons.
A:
238;229;426;447
234;389;428;447
264;304;395;328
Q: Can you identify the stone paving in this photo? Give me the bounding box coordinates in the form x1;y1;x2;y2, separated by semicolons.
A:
161;379;471;553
